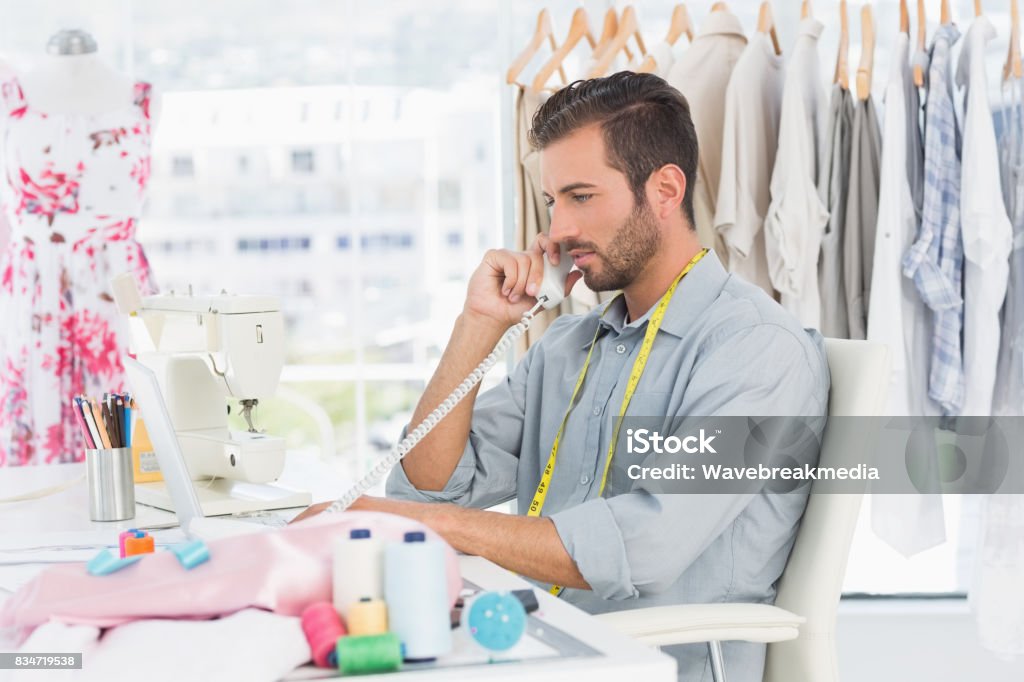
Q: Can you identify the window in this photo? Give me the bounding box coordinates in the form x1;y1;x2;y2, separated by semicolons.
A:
171;155;195;177
291;149;315;174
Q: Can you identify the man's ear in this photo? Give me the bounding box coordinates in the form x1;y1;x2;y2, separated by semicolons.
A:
648;164;687;219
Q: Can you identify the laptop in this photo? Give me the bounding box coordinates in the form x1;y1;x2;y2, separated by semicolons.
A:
124;357;301;537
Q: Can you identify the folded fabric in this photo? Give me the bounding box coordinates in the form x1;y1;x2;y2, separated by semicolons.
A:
0;512;460;637
5;609;309;682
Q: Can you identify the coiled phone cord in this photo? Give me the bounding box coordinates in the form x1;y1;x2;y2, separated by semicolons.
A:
326;299;548;513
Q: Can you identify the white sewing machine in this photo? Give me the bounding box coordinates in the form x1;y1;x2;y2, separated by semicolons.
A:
112;275;311;515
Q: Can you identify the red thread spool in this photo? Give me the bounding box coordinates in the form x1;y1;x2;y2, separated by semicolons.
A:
301;602;347;668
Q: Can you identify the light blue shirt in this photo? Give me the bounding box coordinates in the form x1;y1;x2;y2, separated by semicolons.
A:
387;250;830;681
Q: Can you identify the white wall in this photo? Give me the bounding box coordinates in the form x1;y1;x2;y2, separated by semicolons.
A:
838;599;1024;681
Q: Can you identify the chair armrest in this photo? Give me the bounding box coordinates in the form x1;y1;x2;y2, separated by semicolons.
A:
595;603;804;647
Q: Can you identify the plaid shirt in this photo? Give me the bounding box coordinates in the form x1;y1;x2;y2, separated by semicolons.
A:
903;24;964;416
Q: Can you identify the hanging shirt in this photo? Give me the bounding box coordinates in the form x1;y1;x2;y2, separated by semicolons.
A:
902;24;965;417
666;9;747;266
993;79;1024;416
628;40;675;78
818;85;854;338
957;16;1013;416
867;32;938;417
387;251;829;682
715;32;784;298
765;18;829;328
844;96;883;340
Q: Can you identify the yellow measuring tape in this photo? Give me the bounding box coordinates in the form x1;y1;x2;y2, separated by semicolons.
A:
528;249;708;596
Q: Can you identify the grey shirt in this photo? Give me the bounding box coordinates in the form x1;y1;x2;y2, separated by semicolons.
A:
387;251;830;681
844;97;883;340
818;84;855;338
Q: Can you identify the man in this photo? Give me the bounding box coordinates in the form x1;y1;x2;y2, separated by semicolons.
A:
299;73;829;680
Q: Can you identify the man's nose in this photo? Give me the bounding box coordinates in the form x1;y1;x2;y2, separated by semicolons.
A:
548;204;581;244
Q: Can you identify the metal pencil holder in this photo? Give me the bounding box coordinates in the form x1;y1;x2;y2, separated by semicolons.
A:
85;447;136;521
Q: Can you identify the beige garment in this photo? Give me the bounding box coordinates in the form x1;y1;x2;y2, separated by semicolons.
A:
665;9;747;266
764;18;829;328
714;32;784;297
513;85;606;353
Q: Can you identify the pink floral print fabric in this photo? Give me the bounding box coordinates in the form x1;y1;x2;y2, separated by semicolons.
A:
0;78;157;466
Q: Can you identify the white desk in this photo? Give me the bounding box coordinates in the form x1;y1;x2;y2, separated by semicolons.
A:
0;459;676;681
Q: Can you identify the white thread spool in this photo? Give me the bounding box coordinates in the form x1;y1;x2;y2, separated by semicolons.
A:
332;528;383;620
385;531;452;660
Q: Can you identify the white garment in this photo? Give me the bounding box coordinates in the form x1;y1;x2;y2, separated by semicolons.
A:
715;32;784;297
665;9;747;264
764;18;829;327
958;16;1013;415
6;609;310;682
627;40;675;78
867;32;938;418
867;35;947;560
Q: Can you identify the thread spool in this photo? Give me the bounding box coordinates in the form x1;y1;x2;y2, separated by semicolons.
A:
335;634;402;675
384;531;452;660
347;597;388;635
333;528;383;620
301;602;347;668
461;591;527;652
123;531;154;557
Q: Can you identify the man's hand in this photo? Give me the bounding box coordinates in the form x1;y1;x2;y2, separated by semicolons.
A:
289;501;332;524
463;234;581;329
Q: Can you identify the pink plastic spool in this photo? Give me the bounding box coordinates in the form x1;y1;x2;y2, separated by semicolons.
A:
301;602;347;667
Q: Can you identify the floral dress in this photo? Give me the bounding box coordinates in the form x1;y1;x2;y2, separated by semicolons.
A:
0;77;158;466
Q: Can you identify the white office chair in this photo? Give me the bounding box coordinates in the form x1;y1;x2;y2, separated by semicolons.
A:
596;339;890;682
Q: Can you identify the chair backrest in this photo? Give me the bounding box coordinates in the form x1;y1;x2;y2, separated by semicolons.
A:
765;339;889;682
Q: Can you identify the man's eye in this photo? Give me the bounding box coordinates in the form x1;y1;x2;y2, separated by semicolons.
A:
572;193;593;204
544;198;554;208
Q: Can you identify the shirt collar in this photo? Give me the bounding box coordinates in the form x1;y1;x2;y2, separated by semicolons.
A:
581;250;729;348
696;9;746;41
798;17;824;40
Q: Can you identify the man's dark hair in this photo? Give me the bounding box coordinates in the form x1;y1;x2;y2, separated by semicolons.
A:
528;71;699;230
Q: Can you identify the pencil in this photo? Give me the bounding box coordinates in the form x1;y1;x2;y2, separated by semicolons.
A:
92;399;112;449
116;397;126;449
71;397;96;449
79;396;103;448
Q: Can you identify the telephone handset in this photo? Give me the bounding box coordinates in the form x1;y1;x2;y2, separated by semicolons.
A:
536;244;574;310
324;245;575;513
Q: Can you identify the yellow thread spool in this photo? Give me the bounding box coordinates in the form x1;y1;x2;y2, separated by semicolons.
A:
346;597;388;636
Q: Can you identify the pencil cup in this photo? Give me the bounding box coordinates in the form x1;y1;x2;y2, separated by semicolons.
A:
86;447;136;521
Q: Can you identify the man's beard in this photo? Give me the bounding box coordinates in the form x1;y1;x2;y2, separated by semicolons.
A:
566;197;662;292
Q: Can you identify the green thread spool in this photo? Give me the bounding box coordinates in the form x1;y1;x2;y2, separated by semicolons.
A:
335;633;403;675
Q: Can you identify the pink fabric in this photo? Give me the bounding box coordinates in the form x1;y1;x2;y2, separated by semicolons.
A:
0;512;461;636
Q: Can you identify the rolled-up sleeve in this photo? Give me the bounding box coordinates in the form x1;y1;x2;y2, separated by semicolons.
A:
385;344;535;509
550;321;829;600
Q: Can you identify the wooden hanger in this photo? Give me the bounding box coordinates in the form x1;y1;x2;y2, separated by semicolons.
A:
1007;0;1023;82
593;8;621;62
506;9;565;87
532;8;596;91
834;0;849;89
914;0;926;87
710;2;729;12
587;5;647;78
637;4;693;74
899;0;909;34
801;0;813;20
856;4;875;101
757;2;782;56
940;0;952;25
973;0;982;17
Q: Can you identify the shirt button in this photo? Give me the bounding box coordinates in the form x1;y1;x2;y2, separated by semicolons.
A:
580;474;590;485
615;343;627;354
592;406;602;416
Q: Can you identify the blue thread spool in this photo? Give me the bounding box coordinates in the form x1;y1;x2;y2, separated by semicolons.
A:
384;531;452;661
462;591;527;652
